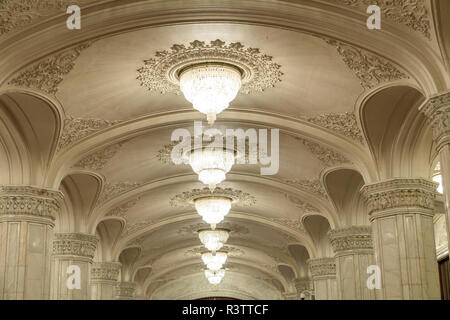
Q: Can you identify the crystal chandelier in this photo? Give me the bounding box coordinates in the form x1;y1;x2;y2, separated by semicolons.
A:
198;229;230;251
188;146;235;191
201;251;228;271
194;196;232;228
179;64;242;125
205;268;225;285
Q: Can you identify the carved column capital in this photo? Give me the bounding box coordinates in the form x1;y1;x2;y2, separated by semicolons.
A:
328;226;373;254
420;92;450;151
361;179;437;220
91;262;121;282
52;233;98;261
0;185;63;223
307;258;336;279
115;282;136;300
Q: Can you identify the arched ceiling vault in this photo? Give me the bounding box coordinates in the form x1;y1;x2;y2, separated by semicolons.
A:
0;0;448;299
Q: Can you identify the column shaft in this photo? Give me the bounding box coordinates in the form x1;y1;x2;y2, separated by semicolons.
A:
51;233;97;300
439;144;450;253
90;262;121;300
362;179;440;299
329;226;375;300
307;258;337;300
0;186;62;300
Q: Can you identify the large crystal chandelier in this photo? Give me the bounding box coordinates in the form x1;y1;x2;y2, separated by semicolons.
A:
188;145;235;191
198;229;229;251
205;269;225;285
179;64;242;125
201;252;228;271
194;196;232;228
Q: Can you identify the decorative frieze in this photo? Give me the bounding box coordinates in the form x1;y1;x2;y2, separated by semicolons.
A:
295;137;350;166
420;92;450;150
106;197;141;218
269;217;306;233
8;42;91;94
361;179;437;218
170;187;256;208
328;226;373;253
98;181;143;205
184;245;244;257
74;142;124;171
0;185;63;221
330;0;431;38
90;262;121;281
282;178;328;199
52;233;98;259
323;38;408;89
303;112;364;143
137;39;282;95
57;117;122;152
307;258;336;278
283;193;319;213
177;222;249;236
115;282;136;299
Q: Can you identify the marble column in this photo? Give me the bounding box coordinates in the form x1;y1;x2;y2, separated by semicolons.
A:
90;262;121;300
295;278;312;300
115;281;136;300
307;258;338;300
361;179;440;299
328;226;375;300
420;92;450;254
50;233;98;300
0;186;63;300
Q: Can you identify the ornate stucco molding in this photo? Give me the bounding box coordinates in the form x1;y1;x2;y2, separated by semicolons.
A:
329;0;431;39
106;197;141;218
361;179;437;219
115;282;136;299
137;39;282;95
323;38;408;89
177;222;249;236
8;42;92;94
307;258;336;278
303;112;364;143
295;137;350;166
184;245;244;257
74;142;124;171
281;192;320;214
52;233;98;259
0;1;97;37
98;181;143;205
420;92;450;151
91;262;121;282
123;217;155;236
282;178;328;199
328;226;373;253
0;185;63;221
57;117;122;152
170;187;256;208
269;218;306;233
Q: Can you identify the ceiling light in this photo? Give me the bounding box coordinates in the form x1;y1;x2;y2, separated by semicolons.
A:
194;196;232;227
201;252;227;271
204;268;225;285
179;63;242;125
188;147;235;191
198;229;230;251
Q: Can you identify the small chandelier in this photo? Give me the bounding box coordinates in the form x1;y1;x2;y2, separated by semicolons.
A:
194;196;232;228
198;229;230;252
201;251;228;271
205;268;225;285
179;63;242;125
188;146;235;191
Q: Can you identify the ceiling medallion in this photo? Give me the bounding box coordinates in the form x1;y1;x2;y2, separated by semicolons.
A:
137;39;282;96
170;187;256;208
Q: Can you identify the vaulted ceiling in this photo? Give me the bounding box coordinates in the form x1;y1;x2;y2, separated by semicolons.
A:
0;0;448;299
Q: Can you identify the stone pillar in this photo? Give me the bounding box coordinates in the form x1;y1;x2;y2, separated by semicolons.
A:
307;258;338;300
361;179;440;299
51;233;98;300
90;262;121;300
328;226;375;300
115;281;136;300
420;92;450;254
0;186;63;300
295;278;312;300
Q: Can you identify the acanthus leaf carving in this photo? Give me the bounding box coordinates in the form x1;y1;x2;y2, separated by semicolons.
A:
98;181;143;205
74;142;124;171
106;197;141;218
295;137;350;166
